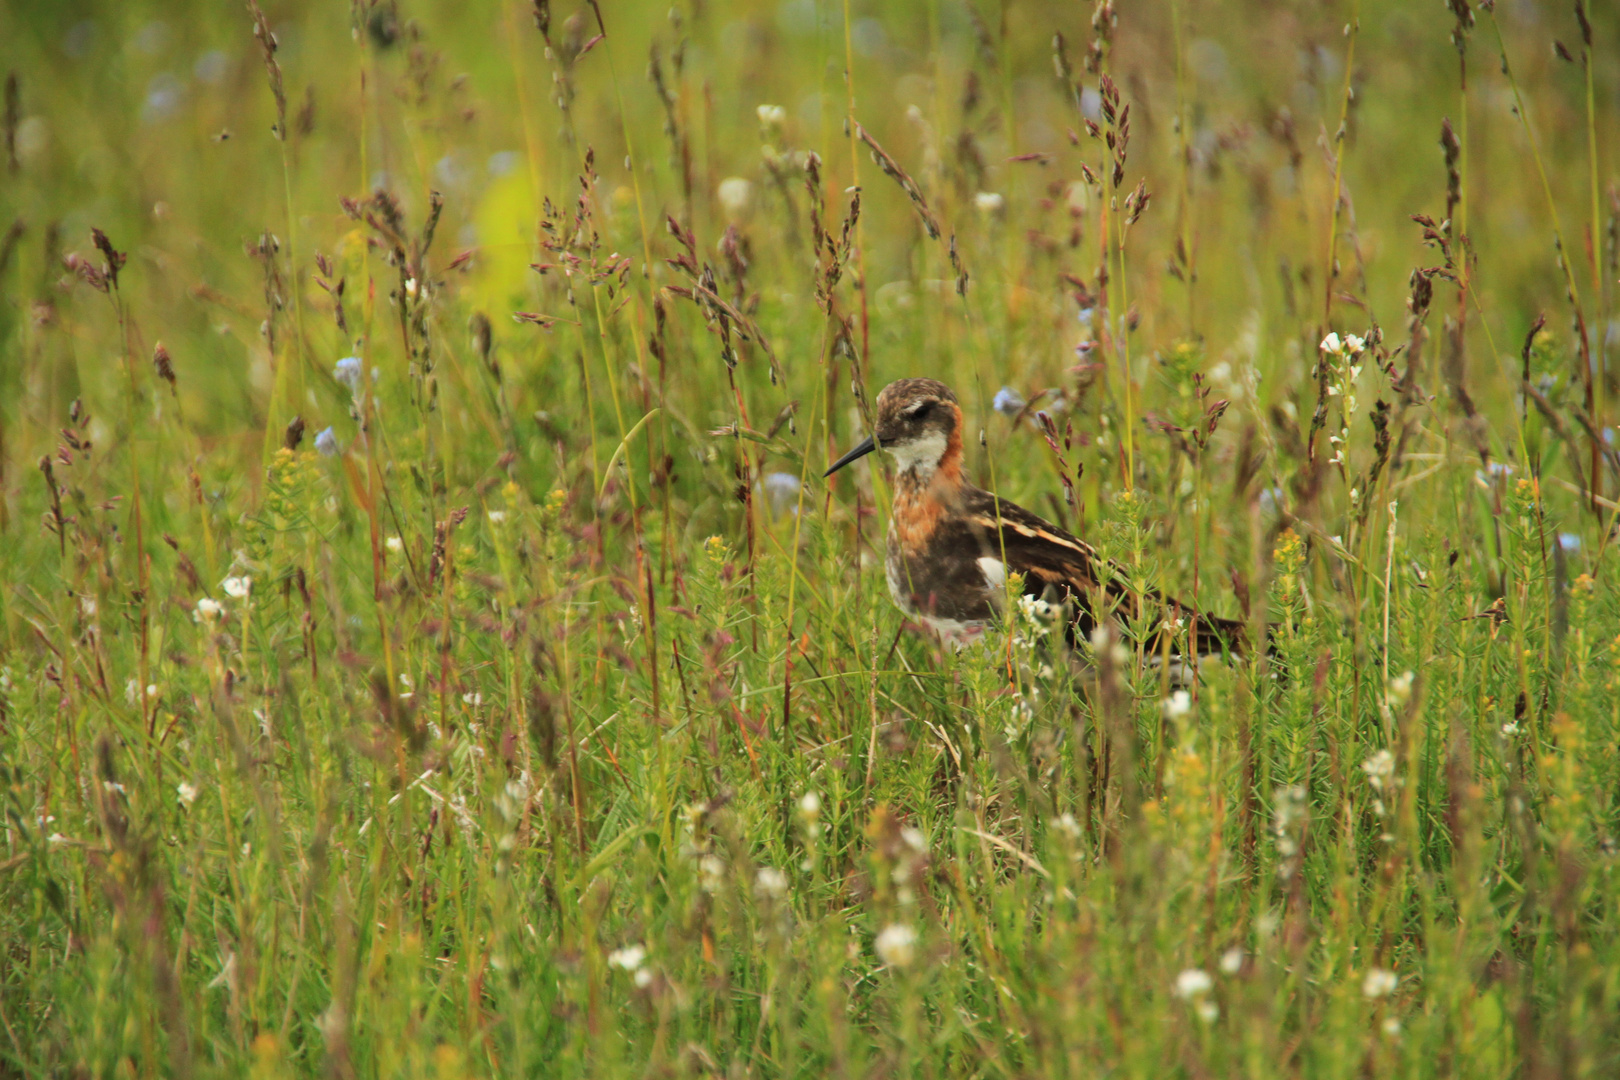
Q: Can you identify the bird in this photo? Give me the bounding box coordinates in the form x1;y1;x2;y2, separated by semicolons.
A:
824;377;1247;662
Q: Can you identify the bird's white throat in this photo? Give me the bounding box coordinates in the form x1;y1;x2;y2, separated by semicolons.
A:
885;431;949;478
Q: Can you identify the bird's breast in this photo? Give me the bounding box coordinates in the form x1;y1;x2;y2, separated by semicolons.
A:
889;482;948;552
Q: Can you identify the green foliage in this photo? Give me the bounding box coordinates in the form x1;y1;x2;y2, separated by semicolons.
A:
1;0;1619;1077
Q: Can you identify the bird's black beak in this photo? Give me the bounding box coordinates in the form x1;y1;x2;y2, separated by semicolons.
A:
824;435;876;477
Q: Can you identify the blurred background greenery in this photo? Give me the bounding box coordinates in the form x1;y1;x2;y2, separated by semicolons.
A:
2;0;1618;1077
1;0;1613;457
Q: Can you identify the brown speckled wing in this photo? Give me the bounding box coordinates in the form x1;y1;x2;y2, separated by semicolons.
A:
959;489;1247;658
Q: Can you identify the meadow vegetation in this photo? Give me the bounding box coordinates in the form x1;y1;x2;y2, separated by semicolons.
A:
1;0;1619;1075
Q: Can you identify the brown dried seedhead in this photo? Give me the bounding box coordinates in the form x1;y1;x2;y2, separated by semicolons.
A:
152;342;176;394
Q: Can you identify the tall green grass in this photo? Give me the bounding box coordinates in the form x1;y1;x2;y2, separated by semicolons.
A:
1;0;1617;1076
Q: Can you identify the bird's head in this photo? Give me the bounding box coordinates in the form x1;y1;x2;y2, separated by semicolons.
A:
824;378;963;479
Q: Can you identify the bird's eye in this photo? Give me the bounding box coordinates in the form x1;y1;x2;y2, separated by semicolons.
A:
903;401;932;419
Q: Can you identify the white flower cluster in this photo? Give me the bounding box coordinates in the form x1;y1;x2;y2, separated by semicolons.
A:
874;923;918;968
754;866;789;900
892;825;929;905
1272;784;1308;878
1016;594;1058;637
1320;332;1368;468
1362;749;1397;819
493;771;532;826
1362;967;1398;998
1088;624;1130;667
1362;749;1395;790
1162;690;1192;721
608;943;654;989
1173;968;1219;1022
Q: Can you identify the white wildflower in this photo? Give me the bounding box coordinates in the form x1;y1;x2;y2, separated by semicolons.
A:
385;536;403;553
1219;948;1244;975
1362;749;1395;791
874;923;917;968
756;103;786;126
1345;333;1366;353
1173;968;1213;998
1273;785;1308;870
1386;671;1414;706
177;782;199;808
607;944;646;971
1362;968;1398;998
799;791;822;817
699;854;726;890
222;576;251;599
1162;690;1192;720
717;177;754;219
1320;332;1342;354
974;191;1005;214
194;597;223;622
755;867;789;899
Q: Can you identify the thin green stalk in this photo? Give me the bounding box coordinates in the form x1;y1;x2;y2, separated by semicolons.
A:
113;291;152;744
841;0;870;363
1171;0;1196;335
1487;9;1601;509
1581;9;1605;491
1322;0;1362;329
1112;190;1135;490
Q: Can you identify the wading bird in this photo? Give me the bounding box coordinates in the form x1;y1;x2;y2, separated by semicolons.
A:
824;378;1246;662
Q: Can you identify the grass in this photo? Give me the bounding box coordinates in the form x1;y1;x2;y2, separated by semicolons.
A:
1;0;1618;1076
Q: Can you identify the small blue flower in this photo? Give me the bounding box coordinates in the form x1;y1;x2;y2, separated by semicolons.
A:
334;356;363;394
761;472;801;517
314;427;339;457
142;73;184;124
993;387;1026;416
193;50;229;85
1557;532;1581;553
